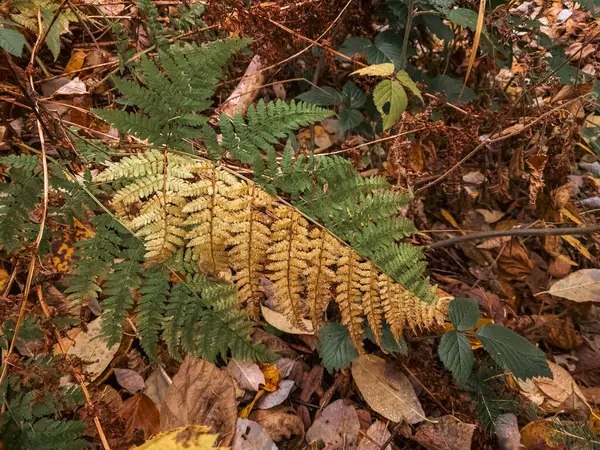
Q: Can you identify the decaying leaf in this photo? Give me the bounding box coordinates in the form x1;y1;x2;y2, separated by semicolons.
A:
67;316;119;382
411;415;476;450
249;406;304;442
257;380;295;409
494;413;521;450
261;304;314;335
160;356;237;446
351;354;425;424
546;269;600;302
226;360;265;392
498;241;534;280
233;419;277;450
306;399;360;450
145;367;171;407
118;393;161;440
519;420;563;450
518;361;589;414
114;368;145;394
134;425;227;450
357;420;391;450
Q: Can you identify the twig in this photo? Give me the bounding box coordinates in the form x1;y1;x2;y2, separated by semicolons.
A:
429;224;600;249
400;0;414;70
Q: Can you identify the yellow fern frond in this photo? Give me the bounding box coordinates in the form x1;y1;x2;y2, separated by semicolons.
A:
335;248;366;352
306;228;339;330
360;262;384;348
266;206;311;331
228;184;273;319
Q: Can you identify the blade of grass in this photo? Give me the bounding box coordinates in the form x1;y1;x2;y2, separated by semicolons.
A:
461;0;486;98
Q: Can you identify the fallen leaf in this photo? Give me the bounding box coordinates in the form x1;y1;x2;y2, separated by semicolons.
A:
476;209;505;223
145;368;171;407
498;241;534;280
114;368;145;394
357;420;391;450
544;316;582;351
273;358;295;378
119;393;161;439
252;329;297;359
561;236;591;260
64;51;86;78
133;425;227;450
306;399;360;450
0;268;9;292
54;77;88;96
411;415;476;450
494;413;521;450
257;380;294;409
518;361;589;414
233;418;278;450
546;269;600;302
226;360;265;392
160;356;237;446
520;420;564;450
527;154;548;206
351;354;425;424
261;304;314;335
67;316;119;382
581;386;600;404
249;406;304;442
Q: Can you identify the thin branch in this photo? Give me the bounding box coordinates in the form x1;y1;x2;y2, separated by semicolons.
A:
428;224;600;249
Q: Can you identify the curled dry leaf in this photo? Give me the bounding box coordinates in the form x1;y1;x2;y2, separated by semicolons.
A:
306;399;360;450
118;393;161;440
518;361;589;415
494;413;521;450
357;420;391;450
261;304;314;335
233;419;278;450
411;415;476;450
226;360;265;391
351;354;425;424
249;406;304;443
547;269;600;302
67;316;119;382
159;356;237;446
114;368;145;394
257;380;295;409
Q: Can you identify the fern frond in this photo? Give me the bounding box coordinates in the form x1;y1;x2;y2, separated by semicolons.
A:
306;228;338;330
360;262;384;348
137;266;170;357
220;100;334;163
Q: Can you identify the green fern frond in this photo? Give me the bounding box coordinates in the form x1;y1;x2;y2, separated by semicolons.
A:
137;266;170;358
220;100;334;163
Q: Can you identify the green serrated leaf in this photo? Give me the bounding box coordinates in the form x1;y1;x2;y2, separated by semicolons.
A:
0;27;26;57
342;81;367;110
338;36;371;59
428;75;477;103
317;322;359;373
338;108;363;131
364;323;408;354
296;86;342;106
446;8;479;31
438;330;474;384
373;80;407;130
41;9;60;61
351;63;395;77
396;71;423;103
448;297;480;331
367;31;403;68
477;324;552;380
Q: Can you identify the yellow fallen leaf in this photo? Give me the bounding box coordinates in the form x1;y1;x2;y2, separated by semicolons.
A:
440;209;465;235
134;425;226;449
64;51;86;78
561;235;591;260
559;207;582;225
0;268;9;293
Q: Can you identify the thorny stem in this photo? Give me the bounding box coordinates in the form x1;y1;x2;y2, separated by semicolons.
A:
400;0;414;70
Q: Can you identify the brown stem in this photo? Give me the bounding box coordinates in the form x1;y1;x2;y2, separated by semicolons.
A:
429;224;600;249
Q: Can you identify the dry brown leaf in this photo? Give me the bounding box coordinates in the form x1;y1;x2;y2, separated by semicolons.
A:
581;386;600;405
494;413;521;450
145;368;171;407
232;418;277;450
518;361;589;414
545;316;582;351
220;55;264;118
260;304;314;335
411;415;475;450
527;154;548;206
257;380;294;409
114;368;145;394
357;420;391;450
306;399;360;450
561;236;591;260
476;209;505;223
351;354;425;424
498;241;534;280
67;316;119;382
159;356;237;446
226;360;265;392
547;269;600;302
249;406;304;442
119;393;161;440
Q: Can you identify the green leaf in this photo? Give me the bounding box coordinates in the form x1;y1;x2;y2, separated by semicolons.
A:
373;80;407;130
477;324;552;380
446;8;479;31
0;27;26;57
296;86;343;106
364;323;408;354
342;82;367;109
448;297;480;331
428;75;477;103
338;108;363;131
338;36;371;58
351;63;395;77
41;9;60;61
367;31;403;68
317;322;359;373
438;330;474;384
396;71;423;103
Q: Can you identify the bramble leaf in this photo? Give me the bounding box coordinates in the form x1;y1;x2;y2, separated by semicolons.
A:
317;322;359;373
438;330;474;384
373;80;407;130
448;297;480;331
